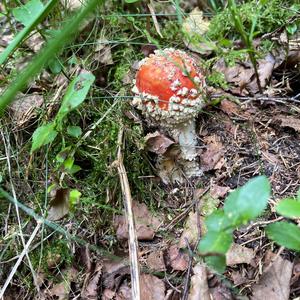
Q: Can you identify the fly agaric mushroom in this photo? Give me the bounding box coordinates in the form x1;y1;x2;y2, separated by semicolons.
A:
132;48;206;178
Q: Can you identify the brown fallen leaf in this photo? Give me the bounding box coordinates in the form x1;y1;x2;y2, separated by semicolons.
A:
145;131;175;155
94;38;113;65
114;201;162;241
9;93;44;129
220;99;240;116
188;262;210;300
167;244;189;271
146;250;166;272
140;273;165;300
47;188;70;221
275;115;300;132
178;211;199;248
81;262;102;300
201;135;224;171
226;243;255;266
251;256;294;300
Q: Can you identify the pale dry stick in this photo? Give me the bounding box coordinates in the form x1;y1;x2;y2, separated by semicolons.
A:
0;221;42;299
114;127;141;300
1;129;40;294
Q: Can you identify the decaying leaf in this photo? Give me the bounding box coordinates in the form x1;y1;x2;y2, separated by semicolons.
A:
214;53;275;95
275;115;300;132
81;262;102;300
9;93;44;128
251;256;294;300
167;244;189;271
182;7;214;55
47;188;70;221
114;201;162;241
226;243;255;266
188;262;210;300
220;99;240;117
146;250;166;272
201;135;225;171
145;131;174;155
140;273;165;300
94;38;113;65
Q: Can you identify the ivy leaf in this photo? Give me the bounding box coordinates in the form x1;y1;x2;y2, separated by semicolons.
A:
13;0;44;26
276;199;300;218
224;176;270;226
198;231;232;255
31;122;57;153
266;222;300;251
56;72;95;122
204;255;226;274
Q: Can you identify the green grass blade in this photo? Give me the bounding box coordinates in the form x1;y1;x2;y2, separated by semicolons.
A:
0;0;58;65
0;0;103;115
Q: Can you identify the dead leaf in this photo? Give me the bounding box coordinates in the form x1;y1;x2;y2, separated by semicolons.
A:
145;131;175;155
201;135;224;171
140;273;165;300
147;250;166;272
226;243;255;266
251;256;294;300
188;262;210;300
210;184;230;199
81;262;102;300
47;188;70;221
275;115;300;132
148;0;163;38
114;201;162;241
10;93;44;129
167;244;189;271
94;38;113;65
220;99;240;116
182;7;214;55
178;211;199;248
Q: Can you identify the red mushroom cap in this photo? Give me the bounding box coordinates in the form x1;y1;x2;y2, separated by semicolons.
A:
132;48;205;125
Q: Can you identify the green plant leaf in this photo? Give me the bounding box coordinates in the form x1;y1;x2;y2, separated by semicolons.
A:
68;165;81;174
0;0;103;114
67;125;82;138
198;231;232;255
56;72;95;121
205;210;232;232
63;157;74;170
48;57;62;74
224;176;270;226
13;0;44;26
204;255;226;274
276;199;300;218
31;122;58;153
0;0;57;65
266;222;300;251
69;189;81;207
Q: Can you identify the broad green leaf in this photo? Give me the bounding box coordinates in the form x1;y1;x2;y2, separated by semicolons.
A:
124;0;140;3
56;72;95;121
63;157;74;170
266;222;300;251
68;165;81;174
31;122;58;153
198;231;232;255
204;255;226;274
0;0;57;65
67;125;82;138
276;199;300;218
69;189;81;207
205;210;232;232
224;176;270;226
48;57;62;74
13;0;44;26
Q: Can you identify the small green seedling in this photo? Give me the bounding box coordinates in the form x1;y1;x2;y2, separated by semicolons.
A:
198;176;271;273
266;192;300;251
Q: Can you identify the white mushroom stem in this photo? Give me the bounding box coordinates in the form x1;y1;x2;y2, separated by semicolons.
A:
172;120;202;178
176;120;198;161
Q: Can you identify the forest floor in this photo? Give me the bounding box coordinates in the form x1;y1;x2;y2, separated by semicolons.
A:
0;0;300;299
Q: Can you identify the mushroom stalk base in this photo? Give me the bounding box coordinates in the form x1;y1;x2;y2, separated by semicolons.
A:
174;121;202;178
